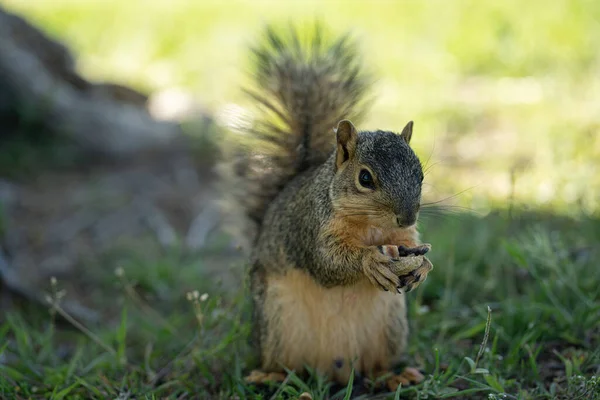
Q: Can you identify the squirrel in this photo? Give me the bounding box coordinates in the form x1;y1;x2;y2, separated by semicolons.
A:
218;24;434;392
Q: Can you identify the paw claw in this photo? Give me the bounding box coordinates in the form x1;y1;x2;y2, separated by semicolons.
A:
397;245;410;257
364;261;399;292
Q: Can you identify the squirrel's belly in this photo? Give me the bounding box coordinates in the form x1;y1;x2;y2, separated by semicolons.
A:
264;268;404;383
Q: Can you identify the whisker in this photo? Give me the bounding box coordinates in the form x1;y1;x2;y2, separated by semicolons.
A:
423;161;441;177
420;186;477;207
338;213;384;218
368;197;393;209
337;208;386;214
420;134;437;172
419;213;459;222
419;205;482;218
423;204;478;215
419;210;466;216
336;206;385;213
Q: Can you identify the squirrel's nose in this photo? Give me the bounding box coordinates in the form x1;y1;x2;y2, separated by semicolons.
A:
396;214;416;228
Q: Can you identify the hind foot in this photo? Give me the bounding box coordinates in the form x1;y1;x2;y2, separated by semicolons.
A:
244;369;287;384
386;367;425;391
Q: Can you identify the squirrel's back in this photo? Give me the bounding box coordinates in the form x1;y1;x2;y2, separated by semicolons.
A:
218;24;372;249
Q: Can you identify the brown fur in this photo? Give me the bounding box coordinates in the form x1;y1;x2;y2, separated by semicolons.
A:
250;212;431;384
261;268;405;384
244;134;433;384
326;210;420;248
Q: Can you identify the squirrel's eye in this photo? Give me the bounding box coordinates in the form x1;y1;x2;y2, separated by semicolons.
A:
358;169;375;190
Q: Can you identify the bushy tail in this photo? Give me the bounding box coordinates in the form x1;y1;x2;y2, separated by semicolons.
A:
218;23;372;249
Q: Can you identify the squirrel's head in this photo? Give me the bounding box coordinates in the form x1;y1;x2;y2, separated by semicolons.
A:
330;119;424;230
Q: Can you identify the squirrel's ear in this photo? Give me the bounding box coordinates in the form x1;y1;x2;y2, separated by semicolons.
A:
400;121;414;145
335;120;358;169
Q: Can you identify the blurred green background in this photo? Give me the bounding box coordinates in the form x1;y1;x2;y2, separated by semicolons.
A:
5;0;599;216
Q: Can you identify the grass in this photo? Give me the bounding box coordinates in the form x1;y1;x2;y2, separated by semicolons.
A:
1;0;599;399
0;210;598;399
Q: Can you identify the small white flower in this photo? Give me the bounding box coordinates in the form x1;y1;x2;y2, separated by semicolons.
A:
200;293;209;302
115;267;124;277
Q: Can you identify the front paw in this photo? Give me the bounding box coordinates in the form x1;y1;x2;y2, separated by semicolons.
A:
362;255;401;292
364;245;433;293
377;244;433;293
398;256;433;292
363;252;400;292
379;244;430;276
379;243;430;258
398;243;431;256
